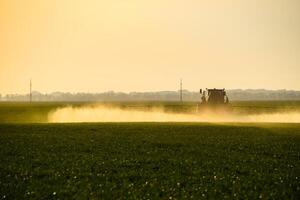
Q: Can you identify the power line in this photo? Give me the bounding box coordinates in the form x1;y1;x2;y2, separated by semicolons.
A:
180;79;182;102
30;79;32;103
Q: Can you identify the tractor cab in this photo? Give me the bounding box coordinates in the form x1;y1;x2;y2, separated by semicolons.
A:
200;88;229;105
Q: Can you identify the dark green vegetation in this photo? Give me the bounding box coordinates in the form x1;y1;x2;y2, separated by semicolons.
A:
0;102;299;199
0;123;299;199
1;101;300;123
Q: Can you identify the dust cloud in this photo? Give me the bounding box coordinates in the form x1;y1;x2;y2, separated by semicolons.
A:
47;105;300;123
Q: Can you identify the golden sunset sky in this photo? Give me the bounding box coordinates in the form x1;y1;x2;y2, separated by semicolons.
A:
0;0;299;94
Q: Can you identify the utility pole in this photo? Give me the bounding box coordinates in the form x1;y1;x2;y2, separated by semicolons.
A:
180;79;182;102
30;79;32;103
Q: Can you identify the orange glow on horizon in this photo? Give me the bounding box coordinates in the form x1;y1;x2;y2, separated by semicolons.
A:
0;0;299;94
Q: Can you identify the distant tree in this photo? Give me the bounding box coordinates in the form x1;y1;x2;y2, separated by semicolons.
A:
2;90;300;102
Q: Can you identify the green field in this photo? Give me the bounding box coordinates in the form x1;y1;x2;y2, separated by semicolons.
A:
0;102;299;199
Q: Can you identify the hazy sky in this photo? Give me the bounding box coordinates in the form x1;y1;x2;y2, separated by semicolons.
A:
1;0;299;94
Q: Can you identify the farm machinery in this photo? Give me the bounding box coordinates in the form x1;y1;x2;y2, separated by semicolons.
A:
198;88;231;111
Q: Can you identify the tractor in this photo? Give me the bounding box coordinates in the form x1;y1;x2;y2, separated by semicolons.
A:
198;88;231;111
